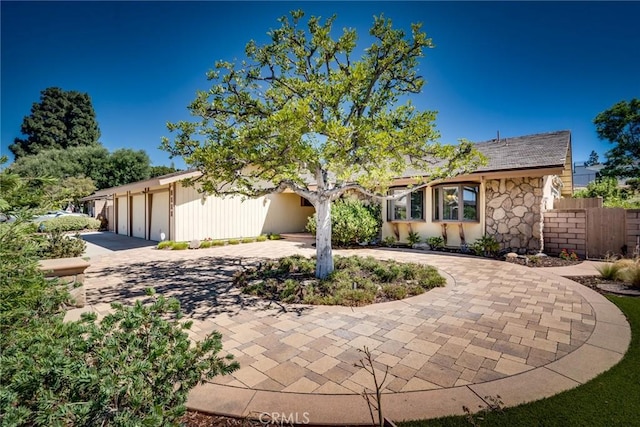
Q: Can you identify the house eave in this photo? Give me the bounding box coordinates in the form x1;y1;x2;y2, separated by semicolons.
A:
391;165;565;186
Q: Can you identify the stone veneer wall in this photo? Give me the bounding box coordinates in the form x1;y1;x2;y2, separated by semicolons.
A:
485;177;543;252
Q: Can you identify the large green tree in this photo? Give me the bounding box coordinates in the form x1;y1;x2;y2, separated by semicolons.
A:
9;87;101;159
163;11;481;278
103;148;151;188
595;98;639;178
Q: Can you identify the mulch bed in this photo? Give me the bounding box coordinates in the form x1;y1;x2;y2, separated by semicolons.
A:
504;256;582;268
181;411;260;427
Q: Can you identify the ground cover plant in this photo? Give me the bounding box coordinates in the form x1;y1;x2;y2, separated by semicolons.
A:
235;255;445;306
398;295;639;427
0;218;238;426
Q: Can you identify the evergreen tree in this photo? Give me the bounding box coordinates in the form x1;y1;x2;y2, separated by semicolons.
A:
9;87;101;159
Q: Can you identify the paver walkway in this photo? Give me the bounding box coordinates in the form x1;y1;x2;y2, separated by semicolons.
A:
75;236;631;424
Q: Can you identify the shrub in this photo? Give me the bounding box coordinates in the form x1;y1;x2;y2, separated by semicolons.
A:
199;240;213;248
426;236;444;250
1;290;239;426
306;198;380;247
171;241;189;250
267;233;282;240
1;222;239;426
212;240;226;246
471;235;500;257
37;231;86;259
256;235;268;242
37;216;100;232
381;236;397;247
596;262;624;281
407;231;422;246
617;258;640;288
228;239;240;245
157;240;173;250
241;237;256;243
560;249;579;261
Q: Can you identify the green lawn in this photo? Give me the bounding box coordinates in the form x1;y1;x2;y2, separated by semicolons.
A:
399;296;639;427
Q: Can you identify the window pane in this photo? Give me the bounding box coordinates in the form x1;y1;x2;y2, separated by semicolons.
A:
410;190;424;220
393;190;407;220
463;185;478;220
442;186;459;220
433;187;440;220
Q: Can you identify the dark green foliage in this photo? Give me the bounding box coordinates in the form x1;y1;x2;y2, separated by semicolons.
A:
237;255;445;306
9;87;101;159
0;217;238;426
407;231;422;245
37;231;86;259
574;177;640;208
585;150;600;166
149;164;179;178
426;236;444;250
595;98;640;179
398;296;640;427
102;148;151;188
37;216;101;232
470;235;500;257
306;198;381;246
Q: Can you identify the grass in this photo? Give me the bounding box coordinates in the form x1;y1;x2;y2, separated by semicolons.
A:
157;241;173;250
595;258;640;288
399;295;639;427
236;255;445;306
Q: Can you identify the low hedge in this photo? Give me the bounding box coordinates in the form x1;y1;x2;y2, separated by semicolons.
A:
38;216;100;232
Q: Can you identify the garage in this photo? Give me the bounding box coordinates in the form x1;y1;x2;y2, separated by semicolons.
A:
131;194;146;238
116;196;128;235
149;191;170;242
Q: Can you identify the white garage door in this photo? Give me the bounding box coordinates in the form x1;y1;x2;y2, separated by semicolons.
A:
116;196;128;235
150;192;169;242
131;195;146;239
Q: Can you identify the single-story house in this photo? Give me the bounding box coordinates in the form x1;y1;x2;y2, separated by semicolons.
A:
81;169;315;242
383;130;572;252
82;130;572;253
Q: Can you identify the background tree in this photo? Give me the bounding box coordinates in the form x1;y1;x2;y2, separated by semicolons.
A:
9;87;101;159
149;163;179;178
595;98;639;178
103;148;151;187
42;176;96;210
584;150;599;166
163;11;482;278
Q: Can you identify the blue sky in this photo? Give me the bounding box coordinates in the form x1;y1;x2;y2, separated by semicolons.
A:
2;1;639;170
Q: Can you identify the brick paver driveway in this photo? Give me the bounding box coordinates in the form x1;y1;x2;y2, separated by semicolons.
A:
79;236;630;424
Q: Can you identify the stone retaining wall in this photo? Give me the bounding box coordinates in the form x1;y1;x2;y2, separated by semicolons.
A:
38;257;90;307
485;177;543;252
543;210;587;257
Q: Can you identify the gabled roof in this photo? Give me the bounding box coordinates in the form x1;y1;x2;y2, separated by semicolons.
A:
474;130;571;172
399;130;572;179
81;169;201;200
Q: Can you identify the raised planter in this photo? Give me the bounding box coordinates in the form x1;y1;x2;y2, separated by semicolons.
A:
38;257;90;308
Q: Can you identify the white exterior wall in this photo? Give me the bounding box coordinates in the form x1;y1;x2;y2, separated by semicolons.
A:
116;196;128;235
173;184;269;241
131;194;145;238
150;191;170;242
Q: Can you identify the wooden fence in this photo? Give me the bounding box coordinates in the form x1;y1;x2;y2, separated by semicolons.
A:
544;207;639;259
554;197;603;209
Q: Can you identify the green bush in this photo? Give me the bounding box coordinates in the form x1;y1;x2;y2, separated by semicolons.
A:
1;221;239;426
306;198;380;247
241;237;256;243
407;231;422;246
382;235;397;247
37;231;86;259
471;235;500;257
157;240;173;249
596;262;624;281
199;240;213;248
256;235;268;242
426;236;444;250
228;239;240;245
212;240;226;246
171;241;189;250
38;216;101;232
267;233;282;240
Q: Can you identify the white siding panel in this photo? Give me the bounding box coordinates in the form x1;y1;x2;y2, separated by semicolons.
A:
116;196;128;235
131;195;145;238
174;184;270;241
150;192;170;242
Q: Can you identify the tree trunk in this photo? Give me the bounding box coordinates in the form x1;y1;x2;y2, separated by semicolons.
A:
315;197;334;279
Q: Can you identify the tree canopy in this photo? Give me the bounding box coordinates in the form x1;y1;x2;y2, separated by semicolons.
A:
9;87;101;159
585;150;599;167
595;98;639;178
163;11;482;277
103;149;151;188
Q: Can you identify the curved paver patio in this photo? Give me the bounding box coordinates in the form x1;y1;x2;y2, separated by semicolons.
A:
78;237;631;424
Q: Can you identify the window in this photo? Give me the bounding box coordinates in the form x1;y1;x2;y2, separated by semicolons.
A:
433;183;479;222
388;188;424;221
